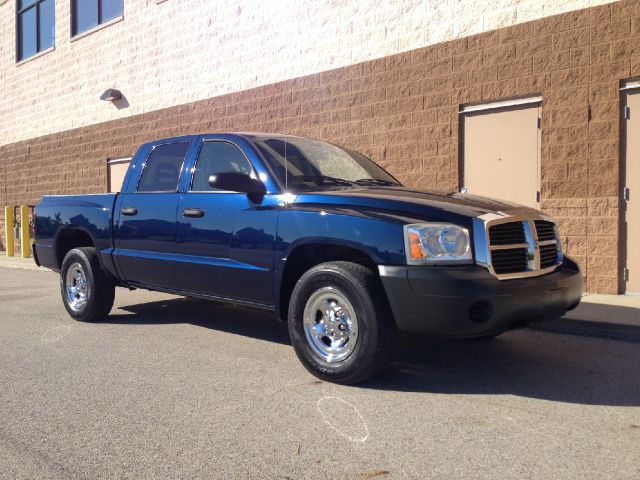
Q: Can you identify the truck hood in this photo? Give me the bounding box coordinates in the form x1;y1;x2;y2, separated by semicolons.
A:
292;186;540;224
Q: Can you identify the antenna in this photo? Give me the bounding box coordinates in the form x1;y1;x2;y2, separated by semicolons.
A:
283;106;288;193
284;135;288;193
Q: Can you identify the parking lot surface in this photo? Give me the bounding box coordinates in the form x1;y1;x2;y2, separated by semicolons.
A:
1;267;639;479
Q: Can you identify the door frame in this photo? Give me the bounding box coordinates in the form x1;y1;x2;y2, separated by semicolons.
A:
620;79;640;294
107;157;132;192
458;95;542;206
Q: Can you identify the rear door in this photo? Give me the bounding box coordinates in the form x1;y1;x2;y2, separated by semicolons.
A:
175;139;277;305
461;100;541;208
114;141;191;288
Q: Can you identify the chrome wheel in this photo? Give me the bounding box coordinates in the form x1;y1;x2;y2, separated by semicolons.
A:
303;287;358;363
65;262;88;312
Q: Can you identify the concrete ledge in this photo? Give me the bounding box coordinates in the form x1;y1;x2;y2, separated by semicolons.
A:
0;254;45;271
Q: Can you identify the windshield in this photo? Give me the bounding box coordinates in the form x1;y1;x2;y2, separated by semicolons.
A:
250;136;401;191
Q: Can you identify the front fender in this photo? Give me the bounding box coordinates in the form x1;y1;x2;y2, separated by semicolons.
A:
273;206;407;320
276;206;407;266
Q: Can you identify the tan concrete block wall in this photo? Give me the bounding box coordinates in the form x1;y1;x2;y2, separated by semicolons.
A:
2;0;639;293
0;0;616;146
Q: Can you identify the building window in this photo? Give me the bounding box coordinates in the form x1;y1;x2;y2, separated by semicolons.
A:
71;0;123;37
17;0;55;62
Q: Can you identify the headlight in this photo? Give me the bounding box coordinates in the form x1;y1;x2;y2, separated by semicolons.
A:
403;223;472;265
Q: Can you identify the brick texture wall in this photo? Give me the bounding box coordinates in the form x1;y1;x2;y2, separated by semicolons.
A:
0;0;615;146
2;0;640;293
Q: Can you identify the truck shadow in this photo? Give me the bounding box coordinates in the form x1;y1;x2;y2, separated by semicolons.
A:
368;331;640;407
107;296;290;345
106;297;640;407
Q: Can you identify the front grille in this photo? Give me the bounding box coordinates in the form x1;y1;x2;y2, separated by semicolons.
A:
491;247;528;274
539;244;559;269
489;222;525;245
534;220;556;242
485;218;562;278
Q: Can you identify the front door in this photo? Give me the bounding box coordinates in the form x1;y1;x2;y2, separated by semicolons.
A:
623;88;640;294
114;141;190;288
461;101;541;209
175;140;277;305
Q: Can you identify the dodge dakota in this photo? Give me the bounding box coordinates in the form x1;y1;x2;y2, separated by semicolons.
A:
34;133;583;384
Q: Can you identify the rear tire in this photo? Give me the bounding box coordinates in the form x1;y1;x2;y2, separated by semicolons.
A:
60;247;115;322
288;261;394;385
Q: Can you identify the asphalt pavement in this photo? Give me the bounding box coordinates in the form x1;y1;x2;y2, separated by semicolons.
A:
1;266;639;479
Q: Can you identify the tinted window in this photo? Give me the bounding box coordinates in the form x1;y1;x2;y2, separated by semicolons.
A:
38;0;55;50
137;143;190;193
251;136;400;191
72;0;123;36
17;0;54;62
101;0;123;23
191;142;254;191
73;0;98;34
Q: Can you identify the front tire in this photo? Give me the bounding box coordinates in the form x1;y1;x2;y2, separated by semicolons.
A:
60;247;115;322
288;261;393;384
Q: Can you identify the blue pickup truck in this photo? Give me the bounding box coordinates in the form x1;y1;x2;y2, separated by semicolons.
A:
34;133;583;383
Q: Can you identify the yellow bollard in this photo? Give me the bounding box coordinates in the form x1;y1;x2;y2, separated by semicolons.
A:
20;205;30;258
4;206;14;257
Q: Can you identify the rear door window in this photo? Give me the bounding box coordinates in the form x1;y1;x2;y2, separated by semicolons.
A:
137;142;190;192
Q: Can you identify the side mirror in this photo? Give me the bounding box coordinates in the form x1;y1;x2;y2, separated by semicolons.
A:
208;172;266;202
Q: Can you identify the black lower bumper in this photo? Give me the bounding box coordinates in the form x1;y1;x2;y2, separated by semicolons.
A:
32;242;41;267
379;259;583;337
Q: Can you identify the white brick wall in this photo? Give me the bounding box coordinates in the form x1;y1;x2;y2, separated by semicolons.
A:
0;0;616;146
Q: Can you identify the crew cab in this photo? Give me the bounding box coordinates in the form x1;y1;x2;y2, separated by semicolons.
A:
34;133;583;384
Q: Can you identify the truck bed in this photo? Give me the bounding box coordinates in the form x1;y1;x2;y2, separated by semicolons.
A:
34;194;118;272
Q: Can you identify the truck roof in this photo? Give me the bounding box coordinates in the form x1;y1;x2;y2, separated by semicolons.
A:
142;132;308;148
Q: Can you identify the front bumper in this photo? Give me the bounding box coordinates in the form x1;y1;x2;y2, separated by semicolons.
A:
32;242;41;267
379;259;583;337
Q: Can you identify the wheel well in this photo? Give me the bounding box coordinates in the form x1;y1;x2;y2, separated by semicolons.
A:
278;244;378;321
56;229;94;268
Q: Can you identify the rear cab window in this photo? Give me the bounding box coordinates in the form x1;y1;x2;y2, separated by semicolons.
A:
137;142;190;192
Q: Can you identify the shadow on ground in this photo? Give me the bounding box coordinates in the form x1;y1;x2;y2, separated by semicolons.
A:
532;301;640;342
106;297;640;407
565;301;640;327
107;296;290;345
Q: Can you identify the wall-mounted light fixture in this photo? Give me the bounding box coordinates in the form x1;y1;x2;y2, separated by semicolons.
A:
100;88;123;102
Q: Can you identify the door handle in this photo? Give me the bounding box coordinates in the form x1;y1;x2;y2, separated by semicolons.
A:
121;207;138;216
183;208;205;218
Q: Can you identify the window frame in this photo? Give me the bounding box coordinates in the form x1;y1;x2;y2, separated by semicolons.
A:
70;0;124;38
188;140;258;193
16;0;55;63
135;141;191;194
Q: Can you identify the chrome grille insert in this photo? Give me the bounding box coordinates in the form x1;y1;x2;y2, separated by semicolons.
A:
473;213;563;280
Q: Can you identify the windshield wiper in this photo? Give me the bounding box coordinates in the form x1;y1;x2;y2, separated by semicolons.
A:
353;178;398;186
298;175;354;186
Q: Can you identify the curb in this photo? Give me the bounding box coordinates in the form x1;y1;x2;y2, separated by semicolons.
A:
0;260;42;271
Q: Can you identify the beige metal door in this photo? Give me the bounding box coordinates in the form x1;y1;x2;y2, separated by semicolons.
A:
461;103;541;209
108;158;131;193
623;89;640;294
